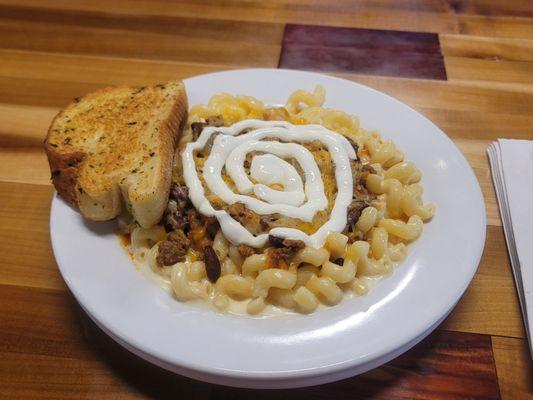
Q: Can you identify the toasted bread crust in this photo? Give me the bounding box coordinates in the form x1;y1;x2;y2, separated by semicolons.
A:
44;80;188;227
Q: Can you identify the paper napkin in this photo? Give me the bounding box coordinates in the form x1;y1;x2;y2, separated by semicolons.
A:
487;139;533;357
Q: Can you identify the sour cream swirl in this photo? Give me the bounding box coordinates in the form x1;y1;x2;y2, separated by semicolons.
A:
182;120;356;248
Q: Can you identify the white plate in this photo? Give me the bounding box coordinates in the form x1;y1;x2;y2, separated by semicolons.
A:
50;69;486;389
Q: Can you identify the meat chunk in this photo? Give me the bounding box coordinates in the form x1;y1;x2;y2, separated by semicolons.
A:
237;244;256;259
346;161;377;228
156;230;190;266
347;199;369;226
227;202;262;235
191;115;225;140
187;208;212;250
169;183;189;209
266;236;305;268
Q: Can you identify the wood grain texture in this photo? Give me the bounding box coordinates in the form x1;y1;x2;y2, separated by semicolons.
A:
279;25;447;79
0;148;50;185
442;226;525;338
458;15;533;39
440;34;533;62
445;56;533;85
492;336;533;400
0;183;62;290
0;5;284;67
0;0;459;33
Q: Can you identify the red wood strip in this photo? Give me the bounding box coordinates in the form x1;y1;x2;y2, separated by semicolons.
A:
284;24;443;54
279;24;447;80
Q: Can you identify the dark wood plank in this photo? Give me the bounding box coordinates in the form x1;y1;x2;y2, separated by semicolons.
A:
279;25;447;80
0;5;284;67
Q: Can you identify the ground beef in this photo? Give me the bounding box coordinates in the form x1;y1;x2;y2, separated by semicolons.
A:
156;230;190;266
266;236;305;268
227;202;262;235
347;199;369;226
169;184;189;209
191;115;225;140
237;244;256;259
187;208;212;250
346;161;377;229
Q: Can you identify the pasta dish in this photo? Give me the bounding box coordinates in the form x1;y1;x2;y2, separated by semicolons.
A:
121;86;435;315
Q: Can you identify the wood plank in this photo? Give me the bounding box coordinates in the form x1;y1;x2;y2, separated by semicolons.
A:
0;49;234;87
419;107;533;142
449;0;533;18
445;56;533;85
0;6;284;67
458;15;533;39
0;50;234;107
3;49;533;121
0;183;62;290
442;225;525;339
0;1;459;33
279;25;447;80
440;34;533;62
492;336;533;400
453;139;500;227
0;103;57;147
0;147;50;185
337;72;533;116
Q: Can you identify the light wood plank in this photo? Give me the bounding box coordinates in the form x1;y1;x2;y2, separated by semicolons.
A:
0;50;235;107
419;107;533;142
0;183;62;290
492;336;533;400
445;56;533;85
440;34;533;62
453;139;500;227
0;1;459;33
0;7;284;67
442;225;525;339
0;148;50;185
338;72;533;116
0;49;235;86
3;49;533;122
450;0;533;18
0;103;57;146
458;14;533;39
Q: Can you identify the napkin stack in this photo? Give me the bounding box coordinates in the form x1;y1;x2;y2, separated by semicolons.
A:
487;139;533;357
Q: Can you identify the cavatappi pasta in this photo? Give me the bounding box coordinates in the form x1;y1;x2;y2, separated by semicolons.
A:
122;86;435;315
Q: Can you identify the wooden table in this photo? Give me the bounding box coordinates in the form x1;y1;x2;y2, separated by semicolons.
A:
1;1;532;398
